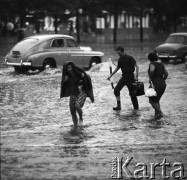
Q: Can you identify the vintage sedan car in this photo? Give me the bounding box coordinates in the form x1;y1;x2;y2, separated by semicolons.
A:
154;32;187;62
4;34;104;72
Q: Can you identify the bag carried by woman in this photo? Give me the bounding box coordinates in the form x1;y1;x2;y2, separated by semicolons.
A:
145;85;157;97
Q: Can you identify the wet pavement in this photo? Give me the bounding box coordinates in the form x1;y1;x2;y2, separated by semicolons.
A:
0;45;187;180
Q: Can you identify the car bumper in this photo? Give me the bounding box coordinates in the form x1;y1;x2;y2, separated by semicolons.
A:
157;54;177;59
4;59;31;66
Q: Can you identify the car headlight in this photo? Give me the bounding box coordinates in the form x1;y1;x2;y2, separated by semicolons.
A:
4;59;7;65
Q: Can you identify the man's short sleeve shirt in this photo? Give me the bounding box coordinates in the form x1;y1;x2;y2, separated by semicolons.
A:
117;54;136;75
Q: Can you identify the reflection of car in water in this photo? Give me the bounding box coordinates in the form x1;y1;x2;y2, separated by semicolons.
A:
154;32;187;63
4;34;104;73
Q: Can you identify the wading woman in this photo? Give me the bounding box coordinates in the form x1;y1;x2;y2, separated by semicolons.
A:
147;52;168;119
60;62;94;127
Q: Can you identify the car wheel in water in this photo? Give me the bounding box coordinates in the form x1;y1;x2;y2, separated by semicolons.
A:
185;55;187;68
89;57;101;68
43;59;56;70
182;54;187;63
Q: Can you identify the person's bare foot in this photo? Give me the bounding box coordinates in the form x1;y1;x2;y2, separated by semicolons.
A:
133;109;140;116
157;113;164;119
154;112;159;118
79;118;83;125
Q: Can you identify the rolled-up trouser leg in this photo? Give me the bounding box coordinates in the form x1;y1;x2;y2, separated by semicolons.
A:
113;78;126;110
114;77;126;97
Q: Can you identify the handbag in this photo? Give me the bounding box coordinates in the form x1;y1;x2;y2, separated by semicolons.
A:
145;86;157;97
131;81;145;96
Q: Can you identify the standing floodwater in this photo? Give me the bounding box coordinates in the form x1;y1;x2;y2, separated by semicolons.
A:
0;50;187;179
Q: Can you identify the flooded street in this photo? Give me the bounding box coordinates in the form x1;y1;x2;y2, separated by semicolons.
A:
0;47;187;180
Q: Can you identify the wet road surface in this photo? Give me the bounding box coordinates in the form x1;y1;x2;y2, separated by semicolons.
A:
0;51;187;180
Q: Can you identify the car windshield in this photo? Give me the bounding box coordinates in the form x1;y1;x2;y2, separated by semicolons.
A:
67;39;78;47
165;35;185;44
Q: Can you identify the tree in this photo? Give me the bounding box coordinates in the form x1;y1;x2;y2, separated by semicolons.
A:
81;0;105;32
98;0;144;43
132;0;151;42
1;0;187;39
65;0;95;43
165;0;187;32
0;0;34;36
149;0;187;33
34;0;68;34
99;0;134;43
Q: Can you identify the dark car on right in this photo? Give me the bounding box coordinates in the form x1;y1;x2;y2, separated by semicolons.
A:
154;32;187;63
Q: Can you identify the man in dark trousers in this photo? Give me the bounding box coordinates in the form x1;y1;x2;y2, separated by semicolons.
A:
107;47;139;111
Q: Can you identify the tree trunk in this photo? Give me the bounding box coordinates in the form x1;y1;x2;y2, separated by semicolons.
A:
20;15;25;28
54;16;58;34
35;21;40;34
113;1;118;44
90;15;96;32
173;12;177;32
76;9;80;43
2;18;7;36
140;6;143;42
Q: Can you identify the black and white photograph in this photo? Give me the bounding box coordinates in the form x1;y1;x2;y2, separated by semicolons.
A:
0;0;187;179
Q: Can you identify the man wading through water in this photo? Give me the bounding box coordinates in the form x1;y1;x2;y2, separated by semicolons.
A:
107;47;139;111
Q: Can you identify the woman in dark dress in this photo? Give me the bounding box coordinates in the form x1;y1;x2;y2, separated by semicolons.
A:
60;62;94;127
148;52;168;119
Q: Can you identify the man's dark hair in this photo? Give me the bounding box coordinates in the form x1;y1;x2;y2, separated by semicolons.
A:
148;52;158;62
116;47;124;52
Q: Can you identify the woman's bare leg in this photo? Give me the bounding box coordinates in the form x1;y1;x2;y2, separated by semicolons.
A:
71;112;78;127
76;107;83;125
70;97;78;127
149;99;162;118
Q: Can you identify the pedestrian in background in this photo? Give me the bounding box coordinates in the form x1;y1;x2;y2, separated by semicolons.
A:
60;62;94;127
147;52;168;119
107;47;139;111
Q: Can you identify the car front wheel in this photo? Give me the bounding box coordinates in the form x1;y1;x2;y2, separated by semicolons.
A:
43;59;56;70
182;54;187;63
89;57;101;68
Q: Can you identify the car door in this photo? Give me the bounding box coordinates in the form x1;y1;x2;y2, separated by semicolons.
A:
66;38;84;68
50;38;69;66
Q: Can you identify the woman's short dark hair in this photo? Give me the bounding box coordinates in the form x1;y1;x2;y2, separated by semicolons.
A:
116;46;124;52
66;62;75;68
148;52;158;62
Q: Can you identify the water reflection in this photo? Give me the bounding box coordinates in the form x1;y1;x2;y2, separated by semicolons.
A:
145;118;164;129
0;83;26;105
0;84;6;103
0;56;187;180
57;126;90;159
114;110;141;121
62;126;88;144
